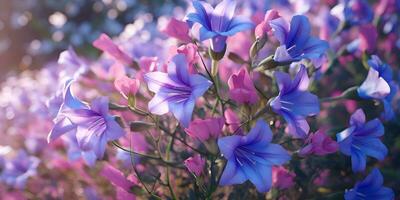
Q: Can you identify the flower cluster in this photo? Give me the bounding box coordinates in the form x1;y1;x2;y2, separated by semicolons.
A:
0;0;399;199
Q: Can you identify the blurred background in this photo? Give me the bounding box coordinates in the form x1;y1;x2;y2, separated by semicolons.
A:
0;0;186;81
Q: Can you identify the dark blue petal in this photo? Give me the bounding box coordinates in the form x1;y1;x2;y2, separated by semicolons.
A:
219;160;247;186
351;149;366;172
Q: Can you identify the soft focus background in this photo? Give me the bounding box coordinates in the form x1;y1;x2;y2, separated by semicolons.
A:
0;0;185;80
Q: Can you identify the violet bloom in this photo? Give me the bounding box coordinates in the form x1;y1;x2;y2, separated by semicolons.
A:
269;15;329;63
218;120;290;192
228;68;259;104
47;79;86;143
299;129;338;156
358;55;397;120
187;0;253;53
63;97;125;159
336;109;388;172
144;54;212;127
184;154;206;177
344;168;394;200
0;150;40;189
270;65;320;138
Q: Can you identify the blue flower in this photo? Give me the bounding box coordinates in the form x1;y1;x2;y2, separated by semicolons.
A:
336;109;388;172
345;168;394;200
187;0;254;52
218;120;290;192
144;54;212;127
270;65;320;138
331;0;373;26
358;55;398;121
269;15;329;63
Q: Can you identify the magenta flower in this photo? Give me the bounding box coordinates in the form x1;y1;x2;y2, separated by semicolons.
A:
114;75;140;99
144;54;212;127
63;97;125;159
185;117;224;142
228;68;259;104
224;108;243;134
93;33;133;65
100;164;137;200
272;166;296;189
270;65;320;138
177;43;199;71
161;18;192;43
218;120;291;192
187;0;253;52
299;129;339;156
254;9;280;39
184;154;206;177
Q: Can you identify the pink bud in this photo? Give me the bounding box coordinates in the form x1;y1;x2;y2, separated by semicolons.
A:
299;129;338;156
114;75;140;99
224;108;242;134
228;68;259;104
184;154;206;177
177;43;199;73
93;33;133;65
185;117;224;142
161;18;192;43
100;164;136;193
359;24;377;53
272;166;296;189
254;9;280;39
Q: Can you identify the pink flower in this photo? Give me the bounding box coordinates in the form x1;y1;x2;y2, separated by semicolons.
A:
228;68;259;104
185;117;224;142
272;166;296;189
161;18;192;43
100;164;137;200
177;43;199;73
114;75;140;99
254;9;280;39
224;108;242;134
299;129;338;156
93;33;133;65
184;154;206;177
359;24;377;53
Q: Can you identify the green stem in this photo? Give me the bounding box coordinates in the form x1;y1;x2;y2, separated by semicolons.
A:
165;135;177;200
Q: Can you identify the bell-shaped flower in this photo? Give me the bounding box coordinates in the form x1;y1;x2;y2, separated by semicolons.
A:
344;168;394;200
299;129;338;156
228;68;259;104
184;154;206;177
114;75;140;99
269;15;329;63
336;109;388;172
47;79;87;143
185;117;224;142
63;97;125;159
144;54;212;127
270;65;320;138
218;120;291;192
187;0;253;53
358;55;397;120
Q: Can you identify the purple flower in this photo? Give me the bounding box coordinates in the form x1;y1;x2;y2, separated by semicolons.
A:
269;15;329;63
336;109;388;172
0;150;40;189
144;54;212;127
218;120;290;192
358;55;397;120
345;168;394;200
184;154;206;177
187;0;253;52
63;97;125;159
47;79;86;143
270;65;320;138
299;129;339;156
